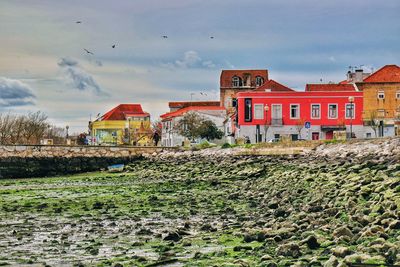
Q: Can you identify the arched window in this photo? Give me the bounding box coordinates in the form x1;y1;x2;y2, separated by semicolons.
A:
232;76;243;87
255;76;264;87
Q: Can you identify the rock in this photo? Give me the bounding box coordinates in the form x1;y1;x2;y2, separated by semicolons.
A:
388;220;400;229
276;242;301;258
333;226;354;239
163;232;181;242
303;235;320;249
331;246;352;258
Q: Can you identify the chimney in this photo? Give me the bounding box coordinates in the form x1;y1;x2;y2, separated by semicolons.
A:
347;71;352;82
355;69;364;82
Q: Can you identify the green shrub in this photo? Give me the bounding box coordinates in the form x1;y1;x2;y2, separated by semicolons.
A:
221;143;232;149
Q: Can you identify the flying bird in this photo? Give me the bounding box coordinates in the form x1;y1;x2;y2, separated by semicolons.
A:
76;21;82;24
84;48;94;55
210;36;214;39
162;35;168;39
112;44;116;48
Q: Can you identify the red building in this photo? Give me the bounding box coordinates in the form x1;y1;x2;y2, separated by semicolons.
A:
235;84;363;142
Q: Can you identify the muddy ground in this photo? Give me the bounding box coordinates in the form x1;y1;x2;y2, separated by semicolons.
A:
0;144;399;266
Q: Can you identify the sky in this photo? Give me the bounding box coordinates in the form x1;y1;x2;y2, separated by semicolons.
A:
1;0;399;133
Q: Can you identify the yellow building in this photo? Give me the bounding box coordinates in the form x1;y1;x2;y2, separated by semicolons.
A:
90;104;152;146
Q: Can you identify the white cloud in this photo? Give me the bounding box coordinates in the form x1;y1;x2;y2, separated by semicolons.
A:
329;56;336;62
0;77;36;107
163;51;216;69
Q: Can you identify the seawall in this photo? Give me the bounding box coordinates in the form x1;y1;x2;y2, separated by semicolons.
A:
0;145;176;178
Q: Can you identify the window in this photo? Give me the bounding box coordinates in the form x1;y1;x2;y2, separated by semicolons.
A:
255;76;264;87
311;104;320;119
366;133;372;138
378;109;385;118
377;91;385;99
232;76;243;87
244;98;252;122
290;104;300;119
254;104;264;119
328;104;338;119
396;91;400;99
345;103;355;119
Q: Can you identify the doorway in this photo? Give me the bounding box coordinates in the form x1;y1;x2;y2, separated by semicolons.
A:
312;132;319;140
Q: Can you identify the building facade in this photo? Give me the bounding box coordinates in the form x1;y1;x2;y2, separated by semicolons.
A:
220;70;269;114
90;104;152;146
160;105;226;147
357;65;400;137
235;86;364;143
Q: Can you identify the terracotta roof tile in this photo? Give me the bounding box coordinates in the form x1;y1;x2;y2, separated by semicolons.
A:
169;101;220;108
161;106;226;120
305;84;356;92
363;65;400;83
100;104;148;121
254;79;294;92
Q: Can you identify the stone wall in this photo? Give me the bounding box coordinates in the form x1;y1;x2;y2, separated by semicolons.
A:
0;145;176;178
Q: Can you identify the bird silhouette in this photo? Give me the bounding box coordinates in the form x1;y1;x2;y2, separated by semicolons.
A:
162;35;168;39
210;36;214;39
76;21;82;24
112;44;116;48
84;48;94;55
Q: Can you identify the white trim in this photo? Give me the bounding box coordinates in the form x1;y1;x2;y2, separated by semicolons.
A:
310;103;321;119
377;91;385;99
328;103;338;119
290;104;300;119
271;104;283;119
345;102;356;119
237;95;362;99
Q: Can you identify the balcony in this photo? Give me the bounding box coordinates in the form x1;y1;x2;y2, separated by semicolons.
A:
271;118;283;126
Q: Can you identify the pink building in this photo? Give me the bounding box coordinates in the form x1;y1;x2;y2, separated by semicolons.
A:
235;84;363;142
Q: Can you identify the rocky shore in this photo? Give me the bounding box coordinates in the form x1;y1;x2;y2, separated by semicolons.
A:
0;138;398;266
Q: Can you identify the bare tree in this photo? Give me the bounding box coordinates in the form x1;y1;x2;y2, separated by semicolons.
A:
367;110;379;137
295;118;305;139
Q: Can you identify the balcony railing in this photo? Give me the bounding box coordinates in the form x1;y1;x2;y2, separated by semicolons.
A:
271;118;283;126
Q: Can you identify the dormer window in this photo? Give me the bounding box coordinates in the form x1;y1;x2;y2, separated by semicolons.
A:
377;91;385;99
232;76;243;87
255;76;264;87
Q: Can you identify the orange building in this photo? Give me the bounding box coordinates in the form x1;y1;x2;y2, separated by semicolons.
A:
356;65;400;137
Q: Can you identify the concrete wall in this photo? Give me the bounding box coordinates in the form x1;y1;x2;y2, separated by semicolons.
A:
0;145;175;178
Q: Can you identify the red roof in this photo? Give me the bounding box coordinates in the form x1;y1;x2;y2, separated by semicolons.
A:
305;84;356;92
100;104;149;121
161;106;226;120
363;65;400;83
254;79;294;92
220;69;268;88
169;101;220;109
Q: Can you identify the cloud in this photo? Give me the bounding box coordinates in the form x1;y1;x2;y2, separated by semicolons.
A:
163;51;216;69
329;56;336;62
0;77;36;107
58;57;108;96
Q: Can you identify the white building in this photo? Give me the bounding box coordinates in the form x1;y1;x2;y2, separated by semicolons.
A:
160;105;226;147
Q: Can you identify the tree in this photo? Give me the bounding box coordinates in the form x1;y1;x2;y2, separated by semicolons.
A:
295;118;305;139
174;112;204;141
367;110;379;137
175;112;223;142
199;119;224;141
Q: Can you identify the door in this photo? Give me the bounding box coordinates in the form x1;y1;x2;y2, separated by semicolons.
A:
325;131;333;140
312;132;319;140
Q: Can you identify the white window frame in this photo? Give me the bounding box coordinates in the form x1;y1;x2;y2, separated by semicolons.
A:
253;104;264;120
255;76;264;87
310;103;321;119
232;76;242;87
345;103;356;119
377;91;385;99
271;104;283;119
328;103;338;119
290;104;300;119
